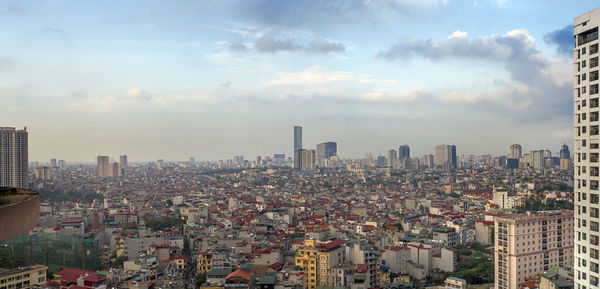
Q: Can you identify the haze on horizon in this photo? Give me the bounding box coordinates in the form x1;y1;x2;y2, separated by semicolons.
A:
0;0;592;162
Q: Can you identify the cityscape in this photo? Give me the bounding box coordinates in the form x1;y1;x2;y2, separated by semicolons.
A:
0;2;597;289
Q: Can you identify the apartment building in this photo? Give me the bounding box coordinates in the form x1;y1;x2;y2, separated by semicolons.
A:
0;265;47;289
0;127;28;188
494;211;574;289
295;239;345;289
575;7;600;289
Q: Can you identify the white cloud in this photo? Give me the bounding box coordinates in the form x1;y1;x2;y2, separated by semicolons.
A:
448;30;468;39
362;87;429;103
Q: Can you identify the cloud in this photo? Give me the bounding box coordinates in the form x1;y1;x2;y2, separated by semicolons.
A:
362;87;431;104
229;41;248;52
307;38;345;53
255;35;301;53
41;27;68;37
0;4;25;15
543;25;573;55
0;57;14;69
378;29;571;121
68;88;153;111
124;87;151;100
236;0;448;27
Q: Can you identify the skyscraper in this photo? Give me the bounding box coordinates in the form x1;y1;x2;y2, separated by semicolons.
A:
386;149;397;168
316;142;337;160
50;158;57;168
434;145;457;169
301;149;316;171
509;144;522;159
97;155;110;177
0;127;28;188
120;155;128;168
574;9;600;289
294;125;302;170
398;145;410;160
559;143;571;159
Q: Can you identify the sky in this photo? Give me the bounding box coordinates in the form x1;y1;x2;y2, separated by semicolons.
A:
0;0;595;162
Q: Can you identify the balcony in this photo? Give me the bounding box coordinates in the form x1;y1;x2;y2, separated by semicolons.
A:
593;57;600;68
592;85;600;96
0;187;40;242
593;71;599;82
579;28;599;46
593;44;599;54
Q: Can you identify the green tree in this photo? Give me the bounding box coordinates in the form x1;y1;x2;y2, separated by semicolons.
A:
114;256;128;268
196;273;207;288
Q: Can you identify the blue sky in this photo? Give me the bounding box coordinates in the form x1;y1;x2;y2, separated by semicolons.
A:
0;0;594;162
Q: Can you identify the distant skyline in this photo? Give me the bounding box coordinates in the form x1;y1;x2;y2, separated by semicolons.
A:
1;1;592;161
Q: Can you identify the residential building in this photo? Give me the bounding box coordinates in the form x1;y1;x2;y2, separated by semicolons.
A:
0;127;28;188
301;149;316;171
0;265;47;289
445;276;468;289
574;9;600;289
96;155;110;177
494;211;574;289
387;149;397;168
295;239;345;289
434;145;456;169
120;155;128;168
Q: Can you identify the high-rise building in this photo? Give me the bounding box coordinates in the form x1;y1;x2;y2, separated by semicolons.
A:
301;149;316;171
294;125;302;170
559;143;571;159
532;150;544;169
386;149;397;168
34;166;52;180
574;9;600;289
494;211;573;289
399;144;410;160
111;162;121;177
97;155;110;177
0;127;28;188
120;155;128;168
509;144;522;159
316;142;337;160
423;154;434;168
58;159;66;169
50;158;57;168
434;145;457;169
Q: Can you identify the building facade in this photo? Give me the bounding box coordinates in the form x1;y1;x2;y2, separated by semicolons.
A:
0;265;47;289
398;145;410;160
574;9;600;289
294;126;302;170
494;211;574;289
510;144;522;159
316;142;337;160
434;144;457;169
0;127;28;188
97;155;110;177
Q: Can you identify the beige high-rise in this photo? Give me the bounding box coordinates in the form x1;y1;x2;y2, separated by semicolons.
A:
97;155;110;177
494;211;573;289
510;144;522;159
0;127;28;188
575;8;600;289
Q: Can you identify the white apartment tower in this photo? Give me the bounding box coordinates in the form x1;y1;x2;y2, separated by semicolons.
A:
0;127;28;188
575;8;600;289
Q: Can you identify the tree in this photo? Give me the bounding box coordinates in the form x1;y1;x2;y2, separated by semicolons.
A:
114;256;128;268
195;273;207;288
